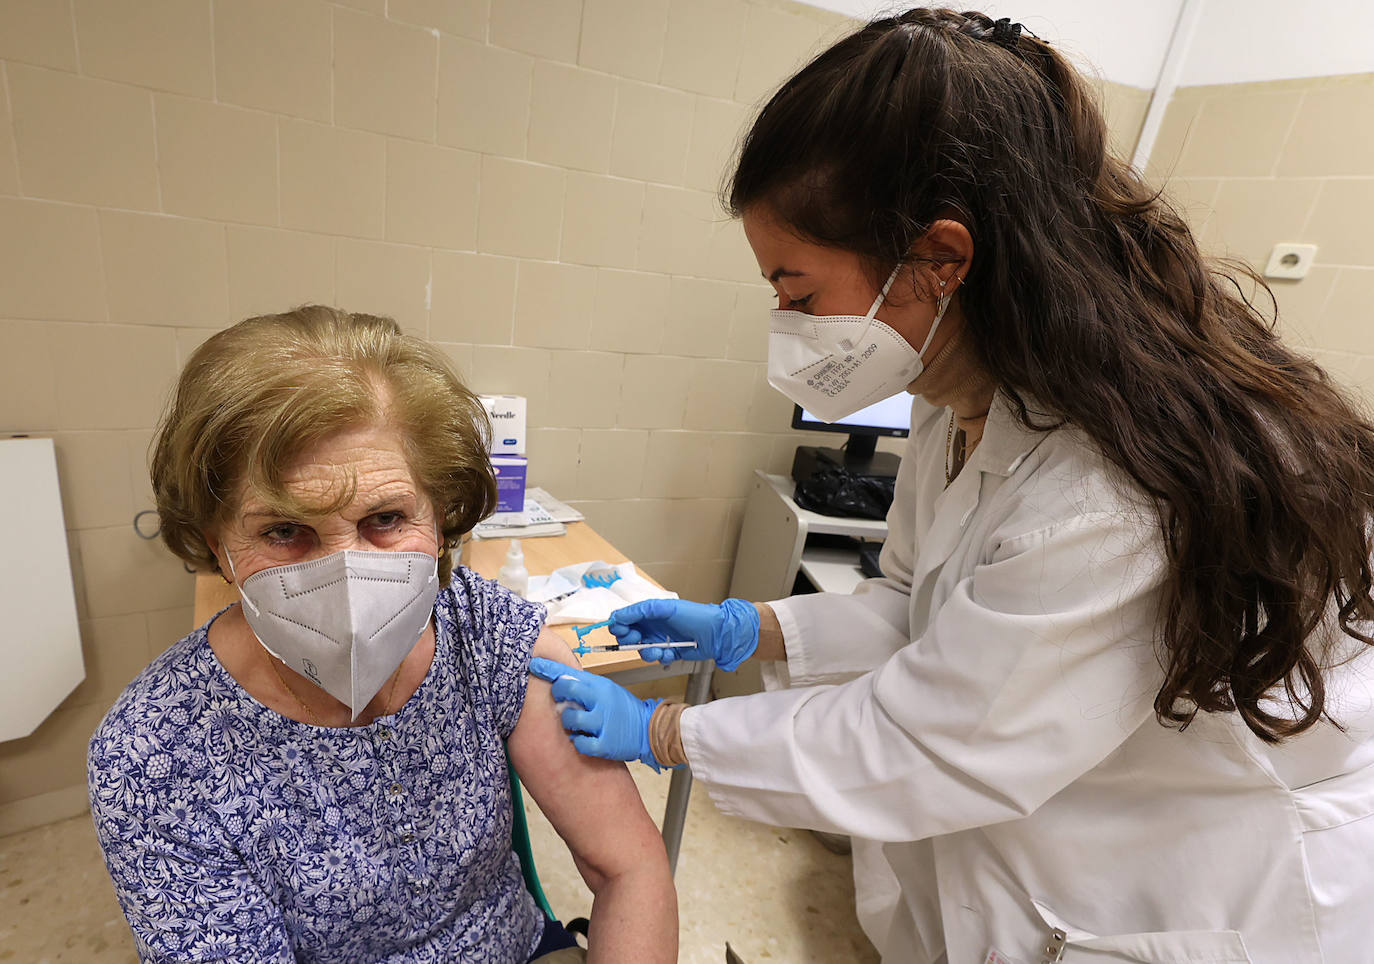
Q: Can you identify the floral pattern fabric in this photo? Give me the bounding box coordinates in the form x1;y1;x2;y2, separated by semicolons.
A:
88;567;546;963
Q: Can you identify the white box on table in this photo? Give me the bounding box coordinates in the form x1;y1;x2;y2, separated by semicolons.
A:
480;395;526;455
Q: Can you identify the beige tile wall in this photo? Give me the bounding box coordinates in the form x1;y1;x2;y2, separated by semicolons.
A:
0;0;855;833
0;0;1153;834
1099;79;1152;163
1147;73;1374;399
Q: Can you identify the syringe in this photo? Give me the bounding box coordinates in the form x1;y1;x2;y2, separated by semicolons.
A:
573;641;696;656
571;620;695;657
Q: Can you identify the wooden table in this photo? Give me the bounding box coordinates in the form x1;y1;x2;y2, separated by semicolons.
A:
192;520;705;874
461;523;651;675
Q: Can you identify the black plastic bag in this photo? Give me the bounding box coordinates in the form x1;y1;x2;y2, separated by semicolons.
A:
793;468;895;520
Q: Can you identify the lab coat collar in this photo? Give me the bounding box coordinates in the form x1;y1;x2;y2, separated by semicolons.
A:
963;390;1055;479
913;391;1056;587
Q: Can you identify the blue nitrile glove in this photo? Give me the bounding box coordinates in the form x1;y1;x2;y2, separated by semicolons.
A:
528;657;668;771
607;598;761;672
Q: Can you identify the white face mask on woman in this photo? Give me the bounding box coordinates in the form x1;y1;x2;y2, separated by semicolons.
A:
767;266;953;422
227;539;440;721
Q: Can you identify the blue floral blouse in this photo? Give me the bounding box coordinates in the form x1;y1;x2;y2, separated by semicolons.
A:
88;567;547;963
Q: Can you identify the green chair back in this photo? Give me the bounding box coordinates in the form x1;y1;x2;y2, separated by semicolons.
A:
506;747;557;922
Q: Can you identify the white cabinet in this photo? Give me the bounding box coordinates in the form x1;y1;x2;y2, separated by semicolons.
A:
729;471;888;602
0;438;83;741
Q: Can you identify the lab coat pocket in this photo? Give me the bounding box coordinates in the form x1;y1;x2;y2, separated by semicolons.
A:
1291;762;1374;832
1292;764;1374;956
1030;900;1253;963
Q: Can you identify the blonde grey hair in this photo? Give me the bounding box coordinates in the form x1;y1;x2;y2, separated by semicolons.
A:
151;305;495;583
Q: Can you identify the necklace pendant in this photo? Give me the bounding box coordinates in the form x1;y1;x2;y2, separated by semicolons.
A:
945;411;967;488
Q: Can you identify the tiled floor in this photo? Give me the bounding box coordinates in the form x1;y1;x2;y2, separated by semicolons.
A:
0;814;138;962
0;768;877;963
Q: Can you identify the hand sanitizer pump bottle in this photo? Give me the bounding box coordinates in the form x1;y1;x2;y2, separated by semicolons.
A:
497;538;529;597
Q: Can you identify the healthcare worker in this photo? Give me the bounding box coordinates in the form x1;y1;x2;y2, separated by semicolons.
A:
531;9;1374;963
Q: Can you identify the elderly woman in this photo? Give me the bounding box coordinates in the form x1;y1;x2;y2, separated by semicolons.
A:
87;306;676;963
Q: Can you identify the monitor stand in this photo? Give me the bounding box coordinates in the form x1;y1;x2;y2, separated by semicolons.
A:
791;433;901;484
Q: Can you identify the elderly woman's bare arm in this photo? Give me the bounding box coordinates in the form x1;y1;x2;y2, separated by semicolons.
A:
508;631;678;962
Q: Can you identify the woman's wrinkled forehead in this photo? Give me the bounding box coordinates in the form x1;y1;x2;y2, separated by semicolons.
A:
232;422;424;523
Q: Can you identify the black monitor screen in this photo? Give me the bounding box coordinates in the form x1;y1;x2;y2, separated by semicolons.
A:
792;395;912;438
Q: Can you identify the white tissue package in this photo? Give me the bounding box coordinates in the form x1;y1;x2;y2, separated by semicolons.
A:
527;561;679;625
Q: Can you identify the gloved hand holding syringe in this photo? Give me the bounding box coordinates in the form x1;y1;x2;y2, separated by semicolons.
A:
535;599;764;772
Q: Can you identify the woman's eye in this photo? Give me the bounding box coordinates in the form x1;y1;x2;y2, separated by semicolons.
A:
263;524;305;545
369;512;404;530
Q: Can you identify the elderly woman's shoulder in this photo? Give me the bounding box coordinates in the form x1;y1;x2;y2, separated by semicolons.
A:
88;624;227;771
439;564;545;640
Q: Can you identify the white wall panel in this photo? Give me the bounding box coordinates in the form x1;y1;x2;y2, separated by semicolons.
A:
1178;0;1374;86
0;438;84;741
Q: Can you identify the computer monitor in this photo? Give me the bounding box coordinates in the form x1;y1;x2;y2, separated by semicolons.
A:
791;396;910;478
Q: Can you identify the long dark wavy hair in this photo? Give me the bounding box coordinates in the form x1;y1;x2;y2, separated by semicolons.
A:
729;8;1374;742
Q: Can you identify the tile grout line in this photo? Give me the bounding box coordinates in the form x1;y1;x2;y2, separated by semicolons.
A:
323;233;337;305
1269;89;1307;179
331;213;342;310
421;246;433;339
574;0;588;68
274;116;282;228
67;0;82;74
429;27;440;146
208;0;218;103
1308;268;1340;329
424;26;440;337
651;1;670;87
505;258;520;346
1;61;22;198
329;7;336;127
380;133;389;248
517;52;533;165
89;203;113;327
728;2;752;104
1296;177;1323;239
149;93;165;213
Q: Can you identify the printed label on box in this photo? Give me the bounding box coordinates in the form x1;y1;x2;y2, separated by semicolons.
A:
491;455;527;513
479;395;526;456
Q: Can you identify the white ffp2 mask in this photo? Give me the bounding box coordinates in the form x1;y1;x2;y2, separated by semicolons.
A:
230;547;440;720
767;267;952;422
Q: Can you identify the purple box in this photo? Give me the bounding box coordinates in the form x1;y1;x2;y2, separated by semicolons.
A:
491;455;527;512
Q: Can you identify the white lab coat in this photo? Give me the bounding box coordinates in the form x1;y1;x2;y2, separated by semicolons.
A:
681;392;1374;964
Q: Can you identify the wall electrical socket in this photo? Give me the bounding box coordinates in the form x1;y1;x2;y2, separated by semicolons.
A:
1263;243;1318;280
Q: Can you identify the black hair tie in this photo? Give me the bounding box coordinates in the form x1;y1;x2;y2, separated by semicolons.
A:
991;17;1023;48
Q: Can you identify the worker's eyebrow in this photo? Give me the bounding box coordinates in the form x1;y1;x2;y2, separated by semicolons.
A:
766;267;806;283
